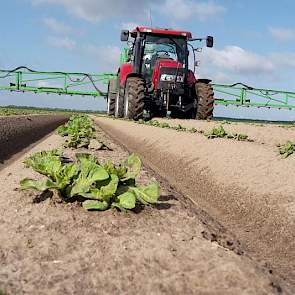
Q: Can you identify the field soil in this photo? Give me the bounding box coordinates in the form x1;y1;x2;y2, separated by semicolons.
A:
0;125;285;295
0;114;69;166
95;116;295;292
156;117;295;146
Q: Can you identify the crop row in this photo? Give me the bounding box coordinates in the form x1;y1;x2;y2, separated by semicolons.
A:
109;117;295;159
19;115;160;212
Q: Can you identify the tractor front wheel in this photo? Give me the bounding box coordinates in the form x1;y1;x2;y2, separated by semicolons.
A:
107;79;117;116
123;77;145;120
195;82;215;120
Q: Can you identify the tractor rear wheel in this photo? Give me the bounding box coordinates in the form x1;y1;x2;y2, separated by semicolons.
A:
123;77;145;120
195;81;214;120
115;84;124;118
107;79;117;116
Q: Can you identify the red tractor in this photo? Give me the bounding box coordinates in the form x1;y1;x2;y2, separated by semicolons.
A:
107;27;215;120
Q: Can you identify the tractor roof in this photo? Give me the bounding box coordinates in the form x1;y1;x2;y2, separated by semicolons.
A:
131;27;192;39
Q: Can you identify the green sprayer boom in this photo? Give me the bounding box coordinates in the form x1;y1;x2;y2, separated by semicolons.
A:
0;67;116;97
213;83;295;110
0;66;295;111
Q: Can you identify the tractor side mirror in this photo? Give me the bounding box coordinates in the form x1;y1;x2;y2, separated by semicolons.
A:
206;36;214;48
121;30;129;42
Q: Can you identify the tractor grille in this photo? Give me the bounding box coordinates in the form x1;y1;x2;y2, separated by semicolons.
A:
158;67;185;90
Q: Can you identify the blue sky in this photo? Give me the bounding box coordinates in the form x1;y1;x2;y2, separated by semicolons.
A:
0;0;295;120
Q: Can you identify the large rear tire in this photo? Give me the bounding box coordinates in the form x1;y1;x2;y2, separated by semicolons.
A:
107;79;117;116
123;77;145;120
195;82;214;120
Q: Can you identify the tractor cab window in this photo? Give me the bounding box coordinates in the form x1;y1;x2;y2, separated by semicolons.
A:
142;35;186;79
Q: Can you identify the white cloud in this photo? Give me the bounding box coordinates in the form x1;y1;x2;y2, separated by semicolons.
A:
43;17;73;35
160;0;226;21
32;0;224;23
82;45;121;72
201;46;274;75
271;52;295;68
32;0;156;23
269;27;295;42
47;36;76;50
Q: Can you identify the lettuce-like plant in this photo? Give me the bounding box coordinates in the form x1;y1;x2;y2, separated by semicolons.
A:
278;141;295;158
57;115;95;148
20;151;160;211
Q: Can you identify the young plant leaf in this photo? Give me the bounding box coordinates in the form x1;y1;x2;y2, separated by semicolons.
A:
24;150;62;179
113;191;136;210
69;154;109;197
79;188;103;200
20;178;58;192
122;154;142;181
132;183;160;205
100;174;119;202
82;200;109;211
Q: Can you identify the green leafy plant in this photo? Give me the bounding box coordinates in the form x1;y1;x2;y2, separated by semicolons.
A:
0;106;47;116
189;127;198;133
146;120;161;127
205;125;251;141
160;122;171;128
20;151;160;211
277;141;295;158
172;124;187;132
230;133;252;141
205;125;228;138
57;114;95;148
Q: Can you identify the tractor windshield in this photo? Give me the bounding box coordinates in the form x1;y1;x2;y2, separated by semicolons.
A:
142;34;186;79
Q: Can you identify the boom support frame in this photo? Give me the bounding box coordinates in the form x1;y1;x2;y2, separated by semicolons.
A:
0;67;116;97
213;83;295;110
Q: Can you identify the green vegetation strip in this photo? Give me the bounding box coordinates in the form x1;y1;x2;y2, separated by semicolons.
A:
0;107;47;116
57;114;96;149
20;150;160;211
205;125;252;141
105;116;295;159
136;119;252;141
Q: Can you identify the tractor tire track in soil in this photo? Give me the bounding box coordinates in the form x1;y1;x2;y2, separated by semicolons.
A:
0;114;69;167
95;116;295;293
0;122;286;294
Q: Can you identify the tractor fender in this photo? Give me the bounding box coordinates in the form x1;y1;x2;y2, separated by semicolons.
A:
119;63;134;87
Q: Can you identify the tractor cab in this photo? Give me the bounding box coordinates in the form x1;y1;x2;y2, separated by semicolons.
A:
138;33;187;82
107;27;215;120
121;27;192;86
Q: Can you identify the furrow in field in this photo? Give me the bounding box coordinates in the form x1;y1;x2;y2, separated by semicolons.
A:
0;114;69;166
95;116;295;289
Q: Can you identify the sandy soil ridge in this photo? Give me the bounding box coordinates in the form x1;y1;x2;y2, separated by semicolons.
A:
0;125;285;295
0;114;69;165
95;117;295;290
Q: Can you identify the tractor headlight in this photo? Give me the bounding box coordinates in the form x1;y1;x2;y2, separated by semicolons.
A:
160;74;184;83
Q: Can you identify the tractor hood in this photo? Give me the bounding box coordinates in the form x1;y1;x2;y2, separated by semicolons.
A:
155;59;183;69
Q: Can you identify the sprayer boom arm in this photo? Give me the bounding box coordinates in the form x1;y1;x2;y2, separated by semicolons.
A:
0;67;116;97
